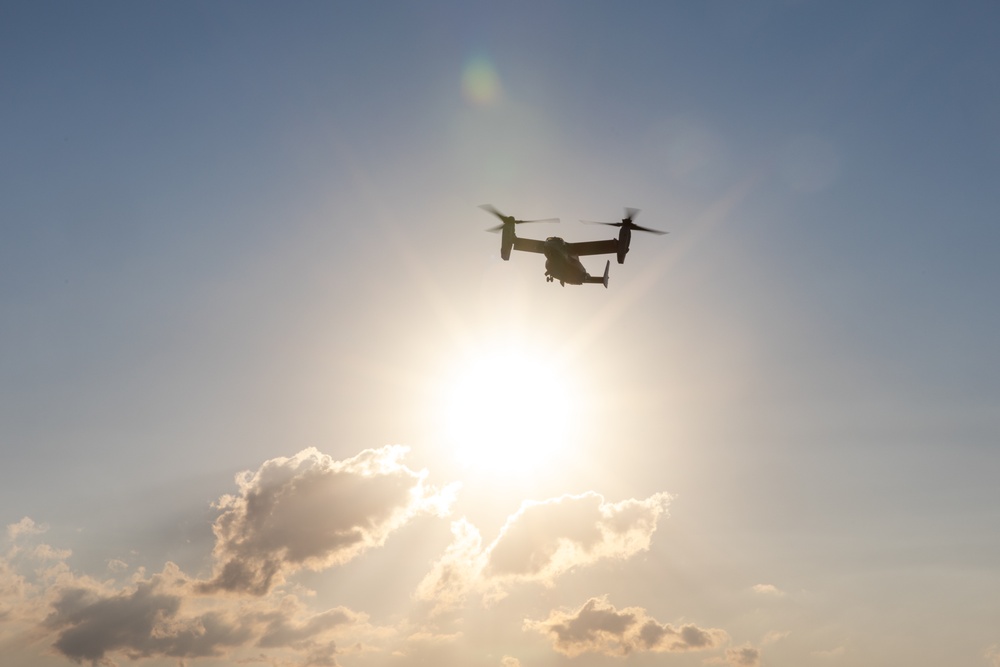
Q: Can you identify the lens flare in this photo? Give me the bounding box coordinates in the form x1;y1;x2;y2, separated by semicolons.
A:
462;55;502;106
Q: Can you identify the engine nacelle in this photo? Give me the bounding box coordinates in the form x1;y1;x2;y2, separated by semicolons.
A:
501;222;515;260
616;225;631;264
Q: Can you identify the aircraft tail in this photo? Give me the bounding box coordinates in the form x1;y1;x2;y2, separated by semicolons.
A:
583;260;611;288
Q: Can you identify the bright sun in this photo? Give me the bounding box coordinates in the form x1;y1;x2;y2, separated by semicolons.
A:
443;349;575;476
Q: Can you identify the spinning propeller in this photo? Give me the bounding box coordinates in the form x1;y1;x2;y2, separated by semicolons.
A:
581;207;667;235
480;204;559;232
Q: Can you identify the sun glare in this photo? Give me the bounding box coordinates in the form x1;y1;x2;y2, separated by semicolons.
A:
443;349;574;477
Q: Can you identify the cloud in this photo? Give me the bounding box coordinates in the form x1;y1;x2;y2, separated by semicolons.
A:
33;543;72;561
199;446;456;595
762;629;790;645
0;556;27;600
724;644;762;667
0;523;352;667
255;601;357;650
812;645;846;658
45;566;252;664
486;492;670;579
751;583;785;597
0;452;696;667
413;518;484;610
525;596;728;657
2;517;71;640
1;446;458;667
416;491;671;607
0;557;28;626
106;559;129;574
41;561;376;666
7;517;47;542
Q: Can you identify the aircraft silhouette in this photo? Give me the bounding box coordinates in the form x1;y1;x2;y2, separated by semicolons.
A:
481;205;666;287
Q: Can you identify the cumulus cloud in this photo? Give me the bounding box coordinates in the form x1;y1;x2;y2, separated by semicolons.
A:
256;604;354;649
416;491;671;607
1;447;457;667
525;596;728;657
33;543;72;561
0;545;29;600
2;516;71;639
752;583;785;596
7;517;47;542
0;557;27;624
486;492;670;579
0;451;701;667
724;643;762;666
106;559;129;574
41;562;375;666
199;446;456;595
45;566;250;664
413;518;484;609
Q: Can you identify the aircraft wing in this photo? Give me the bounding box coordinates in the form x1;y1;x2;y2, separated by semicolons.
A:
512;237;548;254
566;239;618;256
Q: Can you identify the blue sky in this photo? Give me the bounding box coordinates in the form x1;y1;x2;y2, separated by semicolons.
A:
2;2;999;666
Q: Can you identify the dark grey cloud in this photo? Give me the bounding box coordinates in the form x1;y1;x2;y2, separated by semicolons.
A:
1;456;722;667
525;596;728;657
0;447;452;667
45;573;252;664
39;563;372;666
199;446;455;595
724;644;762;667
256;606;355;649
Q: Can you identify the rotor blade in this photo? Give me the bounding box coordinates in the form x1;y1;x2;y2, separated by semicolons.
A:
631;223;667;235
580;219;622;227
624;207;641;221
479;204;507;221
485;224;505;233
480;205;557;225
517;217;560;224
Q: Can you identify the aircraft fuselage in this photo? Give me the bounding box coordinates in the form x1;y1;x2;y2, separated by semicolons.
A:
542;237;596;285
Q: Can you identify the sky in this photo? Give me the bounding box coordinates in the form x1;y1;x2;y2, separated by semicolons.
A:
2;2;999;666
